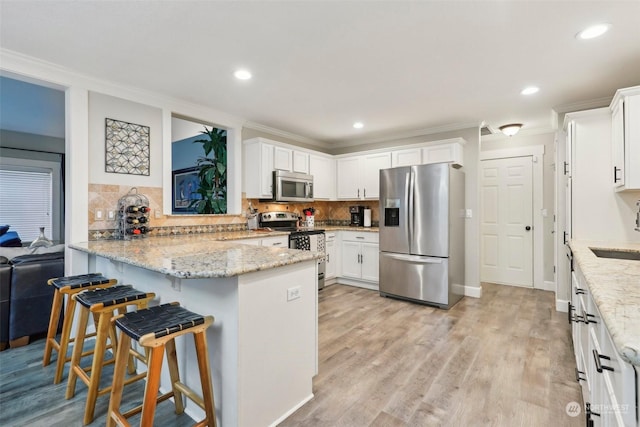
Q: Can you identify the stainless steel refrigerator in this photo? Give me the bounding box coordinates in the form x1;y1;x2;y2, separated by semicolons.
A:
379;163;465;309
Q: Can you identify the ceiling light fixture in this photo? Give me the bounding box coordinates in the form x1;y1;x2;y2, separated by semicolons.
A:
577;24;610;40
353;122;364;129
521;86;539;95
499;123;523;137
234;69;252;80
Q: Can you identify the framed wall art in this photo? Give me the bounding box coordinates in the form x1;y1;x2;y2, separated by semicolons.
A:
105;118;150;175
172;167;202;213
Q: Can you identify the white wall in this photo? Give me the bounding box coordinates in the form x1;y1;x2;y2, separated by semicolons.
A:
88;92;163;186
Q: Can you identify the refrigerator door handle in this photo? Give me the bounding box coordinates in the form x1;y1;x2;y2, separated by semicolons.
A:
408;171;415;249
382;253;443;264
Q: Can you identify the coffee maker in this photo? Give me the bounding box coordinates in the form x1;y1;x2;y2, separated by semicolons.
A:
349;205;366;227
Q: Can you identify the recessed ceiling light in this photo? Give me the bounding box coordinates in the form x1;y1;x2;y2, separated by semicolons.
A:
234;69;252;80
577;24;610;40
353;122;364;129
521;86;539;95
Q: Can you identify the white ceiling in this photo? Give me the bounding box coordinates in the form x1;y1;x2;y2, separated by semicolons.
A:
1;1;639;147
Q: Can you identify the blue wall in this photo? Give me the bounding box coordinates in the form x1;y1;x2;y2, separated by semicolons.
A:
171;134;206;171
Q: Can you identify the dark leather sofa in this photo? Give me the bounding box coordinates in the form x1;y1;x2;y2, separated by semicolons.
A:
0;251;64;350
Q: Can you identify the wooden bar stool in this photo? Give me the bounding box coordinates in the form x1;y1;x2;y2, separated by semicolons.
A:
43;273;117;384
66;285;156;425
107;302;216;427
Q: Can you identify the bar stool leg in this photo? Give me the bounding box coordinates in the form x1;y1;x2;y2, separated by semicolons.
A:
54;296;77;384
107;332;131;427
65;306;91;399
140;346;165;427
43;289;63;366
83;311;111;425
194;330;217;427
165;338;185;414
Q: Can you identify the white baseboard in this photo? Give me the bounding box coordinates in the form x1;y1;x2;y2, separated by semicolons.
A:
556;299;569;313
335;277;379;291
269;393;314;427
464;285;482;298
542;280;556;292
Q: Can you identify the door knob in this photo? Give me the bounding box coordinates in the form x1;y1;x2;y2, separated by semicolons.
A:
525;226;531;231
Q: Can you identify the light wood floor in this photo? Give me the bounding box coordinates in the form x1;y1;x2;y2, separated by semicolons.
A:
0;283;583;426
281;283;584;427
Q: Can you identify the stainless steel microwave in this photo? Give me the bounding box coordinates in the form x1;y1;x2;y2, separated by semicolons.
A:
271;170;314;202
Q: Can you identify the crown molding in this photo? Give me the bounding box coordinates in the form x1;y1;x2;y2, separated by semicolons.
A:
242;121;330;149
553;96;612;114
331;120;482;149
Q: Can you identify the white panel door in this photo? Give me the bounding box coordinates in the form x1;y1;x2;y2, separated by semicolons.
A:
480;156;533;287
361;152;391;199
336;157;361;199
340;241;362;279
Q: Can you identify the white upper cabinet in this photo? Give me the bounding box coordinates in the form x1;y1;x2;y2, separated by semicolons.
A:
422;140;464;167
273;146;293;171
361;152;391;199
309;154;336;200
293;151;310;174
243;138;274;199
336;153;391;200
336;157;361;199
610;86;640;191
391;147;422;167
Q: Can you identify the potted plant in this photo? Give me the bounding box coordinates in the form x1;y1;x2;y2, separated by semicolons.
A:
190;126;227;214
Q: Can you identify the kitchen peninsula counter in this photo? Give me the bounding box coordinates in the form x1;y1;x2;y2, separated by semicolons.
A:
70;233;320;279
569;240;640;367
69;234;319;427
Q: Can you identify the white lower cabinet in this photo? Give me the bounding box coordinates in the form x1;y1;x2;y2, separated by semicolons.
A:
337;231;379;290
325;233;337;282
570;261;637;427
260;235;289;247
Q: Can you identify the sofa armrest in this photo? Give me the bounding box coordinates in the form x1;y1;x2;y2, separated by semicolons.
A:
9;255;64;341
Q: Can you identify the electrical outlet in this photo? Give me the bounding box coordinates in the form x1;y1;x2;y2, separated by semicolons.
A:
107;210;116;220
465;209;473;218
95;209;104;221
154;209;162;219
287;286;301;301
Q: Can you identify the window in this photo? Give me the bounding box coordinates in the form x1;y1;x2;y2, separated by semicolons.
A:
0;168;53;242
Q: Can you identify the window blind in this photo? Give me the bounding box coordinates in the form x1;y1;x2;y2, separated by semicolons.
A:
0;168;53;242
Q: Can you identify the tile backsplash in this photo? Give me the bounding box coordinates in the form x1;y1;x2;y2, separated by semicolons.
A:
88;184;379;240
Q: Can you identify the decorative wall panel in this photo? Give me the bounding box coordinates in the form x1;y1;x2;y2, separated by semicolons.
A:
105;118;150;175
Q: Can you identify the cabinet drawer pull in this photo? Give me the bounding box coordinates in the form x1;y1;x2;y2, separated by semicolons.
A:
574;367;585;382
584;313;597;324
356;236;365;239
592;349;614;373
575;288;586;295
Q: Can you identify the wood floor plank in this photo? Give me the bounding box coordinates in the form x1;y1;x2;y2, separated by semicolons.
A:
282;283;585;427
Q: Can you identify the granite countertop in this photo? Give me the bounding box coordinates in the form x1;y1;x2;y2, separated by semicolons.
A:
70;233;320;279
569;240;640;366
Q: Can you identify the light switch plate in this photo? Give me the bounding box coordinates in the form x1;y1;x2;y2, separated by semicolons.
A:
287;286;301;301
95;209;104;221
154;209;162;219
107;210;116;220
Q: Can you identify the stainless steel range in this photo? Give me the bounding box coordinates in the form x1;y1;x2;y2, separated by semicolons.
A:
259;211;326;290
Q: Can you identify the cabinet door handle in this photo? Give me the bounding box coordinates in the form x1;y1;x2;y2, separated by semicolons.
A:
592;349;614;373
563;161;569;176
575;288;586;295
357;188;360;198
584;313;597;324
567;302;573;324
575;367;585;382
613;166;621;183
563;231;568;245
327;254;330;262
586;403;600;419
363;188;366;198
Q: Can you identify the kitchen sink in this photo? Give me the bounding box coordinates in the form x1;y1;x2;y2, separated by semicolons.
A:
590;248;640;261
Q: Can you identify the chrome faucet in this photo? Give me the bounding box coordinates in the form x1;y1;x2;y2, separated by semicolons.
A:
636;200;640;232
